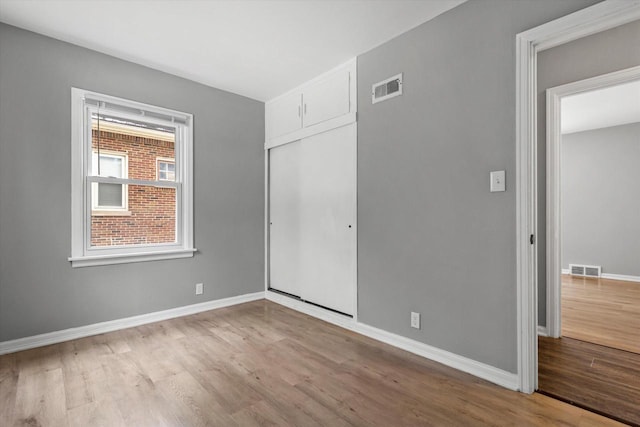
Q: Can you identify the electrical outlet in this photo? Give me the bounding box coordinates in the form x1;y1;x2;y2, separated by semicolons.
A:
490;170;506;192
195;283;203;295
411;312;420;329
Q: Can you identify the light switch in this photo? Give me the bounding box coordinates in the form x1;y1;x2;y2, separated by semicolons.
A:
490;170;505;192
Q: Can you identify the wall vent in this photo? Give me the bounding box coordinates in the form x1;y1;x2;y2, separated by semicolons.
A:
569;264;601;278
372;73;403;104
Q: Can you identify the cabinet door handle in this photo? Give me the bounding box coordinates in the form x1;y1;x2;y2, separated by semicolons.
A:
298;106;301;117
304;103;307;115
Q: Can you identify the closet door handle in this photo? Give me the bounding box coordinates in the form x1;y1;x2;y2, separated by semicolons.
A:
298;106;301;117
304;103;307;115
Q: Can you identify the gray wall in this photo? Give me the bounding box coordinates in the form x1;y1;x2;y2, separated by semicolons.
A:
357;0;600;373
562;123;640;277
537;19;640;326
0;23;265;342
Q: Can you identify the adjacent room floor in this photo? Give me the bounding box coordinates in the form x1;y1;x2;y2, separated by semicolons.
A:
539;336;640;426
0;300;622;426
538;275;640;426
562;274;640;353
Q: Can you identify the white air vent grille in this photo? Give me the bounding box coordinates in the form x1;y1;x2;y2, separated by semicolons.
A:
372;73;403;104
569;264;601;278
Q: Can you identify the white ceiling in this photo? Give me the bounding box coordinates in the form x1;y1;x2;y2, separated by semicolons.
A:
0;0;465;102
562;80;640;134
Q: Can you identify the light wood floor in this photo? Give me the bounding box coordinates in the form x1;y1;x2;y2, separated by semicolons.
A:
0;300;624;426
562;274;640;354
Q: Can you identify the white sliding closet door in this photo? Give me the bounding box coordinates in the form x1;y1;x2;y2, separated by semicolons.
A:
298;124;355;314
269;123;356;315
269;141;303;297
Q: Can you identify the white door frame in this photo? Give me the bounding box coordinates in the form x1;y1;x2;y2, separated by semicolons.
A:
515;0;640;393
546;66;640;339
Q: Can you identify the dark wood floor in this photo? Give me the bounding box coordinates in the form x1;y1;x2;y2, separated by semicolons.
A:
537;275;640;425
538;336;640;426
1;300;624;426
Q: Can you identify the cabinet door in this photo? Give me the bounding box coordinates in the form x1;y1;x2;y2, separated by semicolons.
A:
266;92;302;140
303;69;350;128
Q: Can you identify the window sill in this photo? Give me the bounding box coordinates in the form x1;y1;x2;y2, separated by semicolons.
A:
68;248;197;268
92;210;132;216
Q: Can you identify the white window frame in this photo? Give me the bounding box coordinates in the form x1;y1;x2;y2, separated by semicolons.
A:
92;150;129;211
70;88;196;267
156;157;176;182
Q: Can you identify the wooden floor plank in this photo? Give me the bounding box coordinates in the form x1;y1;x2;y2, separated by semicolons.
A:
66;397;124;427
0;300;627;426
538;275;640;426
14;368;68;426
0;353;18;427
539;336;640;426
561;274;640;354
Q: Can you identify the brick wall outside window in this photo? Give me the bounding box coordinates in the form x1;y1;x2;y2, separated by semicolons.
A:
91;129;176;246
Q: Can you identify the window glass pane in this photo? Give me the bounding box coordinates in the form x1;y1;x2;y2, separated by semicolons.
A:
91;115;175;182
97;183;123;207
158;160;175;182
100;156;123;178
92;152;125;178
91;185;176;247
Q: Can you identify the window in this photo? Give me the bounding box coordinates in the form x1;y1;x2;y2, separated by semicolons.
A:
92;151;128;211
157;158;175;181
70;88;195;267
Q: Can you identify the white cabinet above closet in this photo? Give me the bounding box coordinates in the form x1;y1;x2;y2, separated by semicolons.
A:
265;92;302;140
265;58;356;148
302;68;350;128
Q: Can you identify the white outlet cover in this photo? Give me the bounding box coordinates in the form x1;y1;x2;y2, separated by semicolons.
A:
490;170;506;192
195;283;204;295
411;312;420;329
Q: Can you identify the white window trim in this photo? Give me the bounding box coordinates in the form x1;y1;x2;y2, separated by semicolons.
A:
156;156;176;182
92;150;129;211
70;88;196;267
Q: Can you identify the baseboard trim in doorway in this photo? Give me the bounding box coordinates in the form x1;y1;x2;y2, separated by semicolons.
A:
537;326;549;337
0;291;265;355
267;289;519;391
561;269;640;283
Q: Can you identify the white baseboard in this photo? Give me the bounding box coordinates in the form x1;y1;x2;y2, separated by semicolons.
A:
354;323;519;391
266;290;519;391
0;291;265;355
601;273;640;283
537;326;549;337
562;268;640;283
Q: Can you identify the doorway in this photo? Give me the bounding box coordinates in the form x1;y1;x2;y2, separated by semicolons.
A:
536;67;640;425
544;67;640;342
514;1;640;397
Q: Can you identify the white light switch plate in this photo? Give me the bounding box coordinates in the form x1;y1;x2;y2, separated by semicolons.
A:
490;170;505;192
